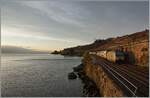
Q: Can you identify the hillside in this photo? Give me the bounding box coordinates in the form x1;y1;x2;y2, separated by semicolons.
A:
60;29;149;56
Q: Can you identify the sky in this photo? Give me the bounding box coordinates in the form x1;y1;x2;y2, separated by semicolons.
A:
1;0;149;51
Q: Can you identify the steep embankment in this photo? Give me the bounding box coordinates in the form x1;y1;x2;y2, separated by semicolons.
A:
61;30;148;56
60;39;110;56
61;29;149;66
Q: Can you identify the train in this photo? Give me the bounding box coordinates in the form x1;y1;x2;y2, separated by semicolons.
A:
89;50;125;63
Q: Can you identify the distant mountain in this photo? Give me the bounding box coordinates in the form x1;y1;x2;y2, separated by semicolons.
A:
2;46;49;54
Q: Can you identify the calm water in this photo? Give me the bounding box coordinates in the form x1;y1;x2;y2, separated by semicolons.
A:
1;54;83;97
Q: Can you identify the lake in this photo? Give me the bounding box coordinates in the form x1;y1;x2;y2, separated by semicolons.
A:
1;54;83;97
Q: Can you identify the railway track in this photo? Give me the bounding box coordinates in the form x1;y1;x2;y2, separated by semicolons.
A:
117;65;149;79
97;56;149;82
101;61;149;96
102;59;149;85
92;55;149;97
97;56;149;78
119;64;149;75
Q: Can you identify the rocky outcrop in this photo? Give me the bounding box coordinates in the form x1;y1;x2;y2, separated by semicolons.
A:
51;50;61;54
68;72;77;79
69;63;100;97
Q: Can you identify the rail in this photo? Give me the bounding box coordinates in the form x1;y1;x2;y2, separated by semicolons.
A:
102;64;138;97
95;58;138;96
103;61;148;86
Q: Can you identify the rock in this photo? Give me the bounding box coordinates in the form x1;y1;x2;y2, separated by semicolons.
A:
68;72;77;79
77;71;84;78
73;64;83;72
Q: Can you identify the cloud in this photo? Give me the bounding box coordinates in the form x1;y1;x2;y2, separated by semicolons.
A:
20;1;87;28
2;26;87;44
1;0;148;51
1;0;93;42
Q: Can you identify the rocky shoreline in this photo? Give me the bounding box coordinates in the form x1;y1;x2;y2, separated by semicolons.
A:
68;63;100;97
